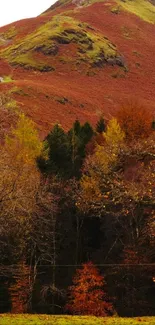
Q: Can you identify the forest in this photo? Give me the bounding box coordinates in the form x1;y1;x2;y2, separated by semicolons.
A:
0;100;154;317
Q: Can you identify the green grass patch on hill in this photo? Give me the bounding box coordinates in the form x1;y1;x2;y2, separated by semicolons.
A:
116;0;155;24
0;15;124;70
2;26;17;40
0;27;17;47
1;75;13;83
0;315;155;325
53;0;155;23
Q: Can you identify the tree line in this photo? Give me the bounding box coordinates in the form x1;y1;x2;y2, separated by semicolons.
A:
0;100;154;316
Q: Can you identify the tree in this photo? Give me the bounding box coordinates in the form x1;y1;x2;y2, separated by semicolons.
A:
68;120;94;177
40;120;94;178
80;118;125;212
0;113;43;220
104;118;125;151
78;128;155;316
96;116;106;133
0;114;44;312
79;126;155;262
29;178;62;314
65;262;113;316
7;113;43;162
116;100;153;141
40;124;71;177
9;262;31;313
79;119;155;217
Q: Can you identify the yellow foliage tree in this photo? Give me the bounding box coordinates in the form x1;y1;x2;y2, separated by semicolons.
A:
103;118;125;152
0;114;45;312
0;113;43;217
80;118;125;210
5;113;44;164
79;120;155;218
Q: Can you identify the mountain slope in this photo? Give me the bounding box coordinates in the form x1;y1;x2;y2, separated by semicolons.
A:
0;0;155;137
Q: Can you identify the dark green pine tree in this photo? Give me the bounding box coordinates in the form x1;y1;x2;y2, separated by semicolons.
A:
96;117;106;133
81;122;94;143
38;120;94;179
68;120;94;177
38;124;72;178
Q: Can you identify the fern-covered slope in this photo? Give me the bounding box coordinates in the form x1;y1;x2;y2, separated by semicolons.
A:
0;0;155;137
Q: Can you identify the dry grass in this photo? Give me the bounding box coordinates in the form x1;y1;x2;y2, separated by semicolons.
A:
0;315;155;325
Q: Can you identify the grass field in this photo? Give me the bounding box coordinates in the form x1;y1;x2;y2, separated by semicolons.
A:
0;315;155;325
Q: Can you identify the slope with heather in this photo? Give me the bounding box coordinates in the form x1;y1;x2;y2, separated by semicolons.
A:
0;0;155;137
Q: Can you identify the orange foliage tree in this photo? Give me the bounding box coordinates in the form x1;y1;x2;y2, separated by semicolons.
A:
116;100;153;141
65;262;113;316
9;262;31;313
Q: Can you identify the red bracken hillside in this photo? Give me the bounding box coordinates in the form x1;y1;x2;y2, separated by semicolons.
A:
0;0;155;138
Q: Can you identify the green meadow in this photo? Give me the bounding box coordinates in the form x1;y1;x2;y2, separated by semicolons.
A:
0;315;155;325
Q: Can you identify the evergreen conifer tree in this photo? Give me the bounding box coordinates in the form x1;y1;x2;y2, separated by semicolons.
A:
45;124;71;177
96;117;106;133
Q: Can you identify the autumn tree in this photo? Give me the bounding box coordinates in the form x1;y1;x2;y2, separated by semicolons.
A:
28;177;62;314
65;262;113;316
9;262;31;313
79;117;154;217
0;112;154;316
80;118;125;214
0;113;43;253
0;113;44;312
78;119;155;315
104;118;125;150
116;100;153;141
79;119;155;261
0;113;43;215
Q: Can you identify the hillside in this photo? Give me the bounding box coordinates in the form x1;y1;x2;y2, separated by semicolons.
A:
0;0;155;137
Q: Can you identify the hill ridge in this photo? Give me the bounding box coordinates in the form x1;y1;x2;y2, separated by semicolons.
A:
0;0;154;138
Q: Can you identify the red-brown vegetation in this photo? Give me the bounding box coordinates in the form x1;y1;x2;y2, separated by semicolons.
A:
65;262;113;316
9;263;30;313
116;100;153;140
0;0;154;137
